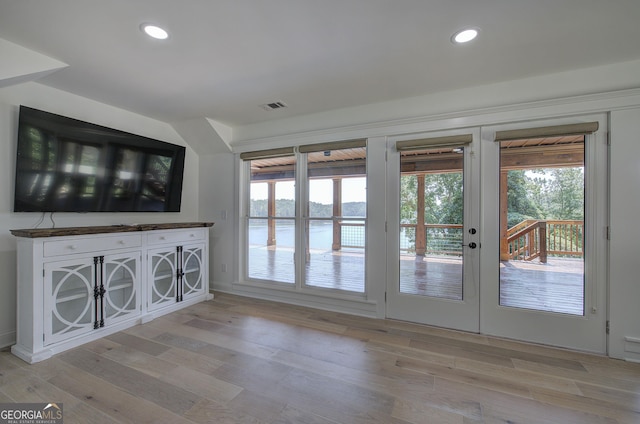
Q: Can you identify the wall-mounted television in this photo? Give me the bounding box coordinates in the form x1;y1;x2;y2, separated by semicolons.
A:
14;106;185;212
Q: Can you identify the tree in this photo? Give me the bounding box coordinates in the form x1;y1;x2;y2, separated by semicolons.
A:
250;199;267;217
400;175;418;224
425;172;463;224
545;168;584;220
506;170;544;227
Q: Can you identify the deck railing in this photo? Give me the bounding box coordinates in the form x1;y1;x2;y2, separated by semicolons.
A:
340;221;365;248
339;219;583;261
546;220;584;257
506;220;547;262
400;224;464;256
506;219;583;262
340;222;463;255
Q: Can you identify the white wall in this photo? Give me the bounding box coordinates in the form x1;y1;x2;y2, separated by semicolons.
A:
610;108;640;361
233;59;640;145
199;152;237;291
0;82;200;347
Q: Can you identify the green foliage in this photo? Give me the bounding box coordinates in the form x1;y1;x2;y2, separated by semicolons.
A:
525;168;584;220
507;170;543;220
425;173;463;225
507;212;533;228
400;173;463;226
342;202;366;217
400;175;418;224
250;199;268;217
504;168;584;225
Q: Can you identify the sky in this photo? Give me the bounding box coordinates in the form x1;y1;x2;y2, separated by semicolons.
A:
251;177;367;204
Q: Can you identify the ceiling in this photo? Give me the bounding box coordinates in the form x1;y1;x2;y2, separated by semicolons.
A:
1;0;640;128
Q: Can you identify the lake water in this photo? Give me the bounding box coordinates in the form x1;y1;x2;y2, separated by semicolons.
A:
248;220;413;250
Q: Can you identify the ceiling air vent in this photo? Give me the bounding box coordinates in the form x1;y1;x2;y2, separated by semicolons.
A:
259;101;288;111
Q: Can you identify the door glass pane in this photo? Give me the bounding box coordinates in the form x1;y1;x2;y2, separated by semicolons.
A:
399;147;464;300
499;136;585;315
151;251;176;306
183;246;203;295
51;263;93;336
104;257;137;320
305;147;366;293
248;218;295;283
247;156;296;284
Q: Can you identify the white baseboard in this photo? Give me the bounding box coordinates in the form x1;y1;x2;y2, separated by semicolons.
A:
218;282;379;318
624;337;640;362
0;329;16;349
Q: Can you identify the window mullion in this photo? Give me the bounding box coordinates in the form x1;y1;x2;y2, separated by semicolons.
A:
296;150;308;290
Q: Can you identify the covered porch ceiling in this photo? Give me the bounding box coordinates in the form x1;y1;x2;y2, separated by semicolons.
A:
249;136;585;181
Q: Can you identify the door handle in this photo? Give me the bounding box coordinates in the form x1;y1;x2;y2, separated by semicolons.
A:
463;242;477;249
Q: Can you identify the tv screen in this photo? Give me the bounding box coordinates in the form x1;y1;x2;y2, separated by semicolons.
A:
14;106;185;212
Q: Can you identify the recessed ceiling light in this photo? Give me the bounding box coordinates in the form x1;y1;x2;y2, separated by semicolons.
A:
452;28;479;44
141;24;169;40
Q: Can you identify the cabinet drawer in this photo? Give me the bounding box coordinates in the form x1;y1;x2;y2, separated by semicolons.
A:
147;229;205;246
43;234;142;257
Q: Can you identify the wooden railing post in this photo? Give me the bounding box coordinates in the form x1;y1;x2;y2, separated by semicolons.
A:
267;181;276;246
332;178;342;251
500;171;510;261
539;221;547;263
415;174;426;256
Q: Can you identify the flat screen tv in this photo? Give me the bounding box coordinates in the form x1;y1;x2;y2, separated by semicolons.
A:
14;106;185;212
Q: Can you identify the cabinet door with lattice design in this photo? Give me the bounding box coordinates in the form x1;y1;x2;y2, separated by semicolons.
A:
103;252;141;325
148;247;177;311
182;244;205;300
44;258;95;345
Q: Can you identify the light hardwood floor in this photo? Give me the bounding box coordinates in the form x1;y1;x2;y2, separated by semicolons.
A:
1;293;639;423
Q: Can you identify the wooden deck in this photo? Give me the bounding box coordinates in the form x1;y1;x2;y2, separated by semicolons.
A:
400;255;463;300
400;255;584;316
248;246;366;292
249;246;584;315
500;257;584;315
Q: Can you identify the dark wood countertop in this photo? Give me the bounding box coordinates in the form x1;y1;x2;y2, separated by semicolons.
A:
10;222;214;238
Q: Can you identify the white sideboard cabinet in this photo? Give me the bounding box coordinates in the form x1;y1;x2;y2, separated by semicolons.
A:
147;229;206;312
11;222;213;363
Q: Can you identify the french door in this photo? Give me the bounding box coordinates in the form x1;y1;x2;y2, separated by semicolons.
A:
386;129;481;332
479;116;607;353
386;116;607;353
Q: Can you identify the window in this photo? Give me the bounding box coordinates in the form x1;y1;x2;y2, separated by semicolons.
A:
242;140;367;294
243;148;296;284
303;144;367;293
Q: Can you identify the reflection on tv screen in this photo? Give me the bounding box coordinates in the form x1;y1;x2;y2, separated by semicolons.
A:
14;106;185;212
